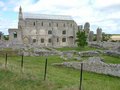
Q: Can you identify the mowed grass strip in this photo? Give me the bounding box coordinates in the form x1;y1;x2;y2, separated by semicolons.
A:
0;56;120;90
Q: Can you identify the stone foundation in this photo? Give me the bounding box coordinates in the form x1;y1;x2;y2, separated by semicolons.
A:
53;57;120;77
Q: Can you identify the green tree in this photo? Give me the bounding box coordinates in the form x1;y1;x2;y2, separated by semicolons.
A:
93;34;97;41
102;32;111;41
3;35;9;40
76;30;88;48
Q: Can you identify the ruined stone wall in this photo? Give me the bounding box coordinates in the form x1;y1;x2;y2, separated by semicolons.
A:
89;42;120;50
8;29;22;45
82;57;120;77
89;31;94;42
97;28;102;42
21;19;77;47
57;57;120;77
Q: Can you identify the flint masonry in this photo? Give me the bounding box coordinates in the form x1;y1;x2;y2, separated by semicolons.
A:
8;7;78;47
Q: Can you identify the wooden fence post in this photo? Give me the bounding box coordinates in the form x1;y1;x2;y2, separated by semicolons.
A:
44;58;48;80
5;53;7;69
79;63;83;90
21;54;24;72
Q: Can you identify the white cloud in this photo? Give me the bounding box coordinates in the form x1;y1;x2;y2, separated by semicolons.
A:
14;0;90;12
0;1;7;11
0;1;4;7
91;0;120;8
0;0;120;34
0;18;17;35
107;12;120;19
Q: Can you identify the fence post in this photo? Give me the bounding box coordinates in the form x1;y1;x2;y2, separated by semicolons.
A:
21;54;24;72
5;53;7;69
44;58;48;80
79;63;83;90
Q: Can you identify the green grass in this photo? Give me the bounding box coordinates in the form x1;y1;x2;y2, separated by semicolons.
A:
102;55;120;64
0;56;120;90
112;34;120;36
0;48;13;51
55;46;102;51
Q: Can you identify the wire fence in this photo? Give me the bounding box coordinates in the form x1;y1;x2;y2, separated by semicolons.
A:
0;52;83;90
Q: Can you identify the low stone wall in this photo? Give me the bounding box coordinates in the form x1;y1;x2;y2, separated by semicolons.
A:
117;46;120;52
78;51;99;57
89;43;104;49
104;50;120;58
89;42;120;50
58;51;78;60
53;57;120;77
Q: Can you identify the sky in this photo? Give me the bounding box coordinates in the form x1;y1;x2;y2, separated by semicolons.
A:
0;0;120;35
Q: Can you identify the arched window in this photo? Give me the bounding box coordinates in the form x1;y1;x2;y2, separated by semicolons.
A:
41;22;43;26
41;38;44;43
48;38;51;43
49;23;51;27
13;32;17;38
48;30;52;34
70;24;72;27
63;23;65;27
57;38;59;42
33;22;35;26
33;39;36;43
62;38;66;42
62;30;66;34
56;23;58;27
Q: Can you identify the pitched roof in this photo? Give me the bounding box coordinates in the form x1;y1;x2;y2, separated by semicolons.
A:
23;13;73;21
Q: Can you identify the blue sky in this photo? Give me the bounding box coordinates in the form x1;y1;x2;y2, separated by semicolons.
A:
0;0;120;35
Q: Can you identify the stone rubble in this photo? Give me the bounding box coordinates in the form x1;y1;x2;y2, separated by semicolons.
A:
78;51;99;57
53;57;120;77
104;50;120;58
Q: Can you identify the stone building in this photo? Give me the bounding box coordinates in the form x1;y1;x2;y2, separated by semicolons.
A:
8;7;78;47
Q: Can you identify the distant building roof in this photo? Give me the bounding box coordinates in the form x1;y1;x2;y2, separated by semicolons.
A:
23;13;73;21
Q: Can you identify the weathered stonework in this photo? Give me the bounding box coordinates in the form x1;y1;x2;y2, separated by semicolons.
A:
97;28;102;42
84;22;90;35
78;51;99;57
53;57;120;77
8;7;78;47
60;51;77;60
117;46;120;52
89;31;94;42
89;42;120;50
104;50;120;58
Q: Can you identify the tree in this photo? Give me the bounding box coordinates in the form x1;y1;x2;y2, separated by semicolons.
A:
3;35;9;40
76;30;88;48
93;34;97;41
102;32;111;41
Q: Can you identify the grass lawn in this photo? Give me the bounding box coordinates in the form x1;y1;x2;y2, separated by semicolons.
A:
55;46;102;51
102;55;120;64
0;48;13;51
0;55;120;90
